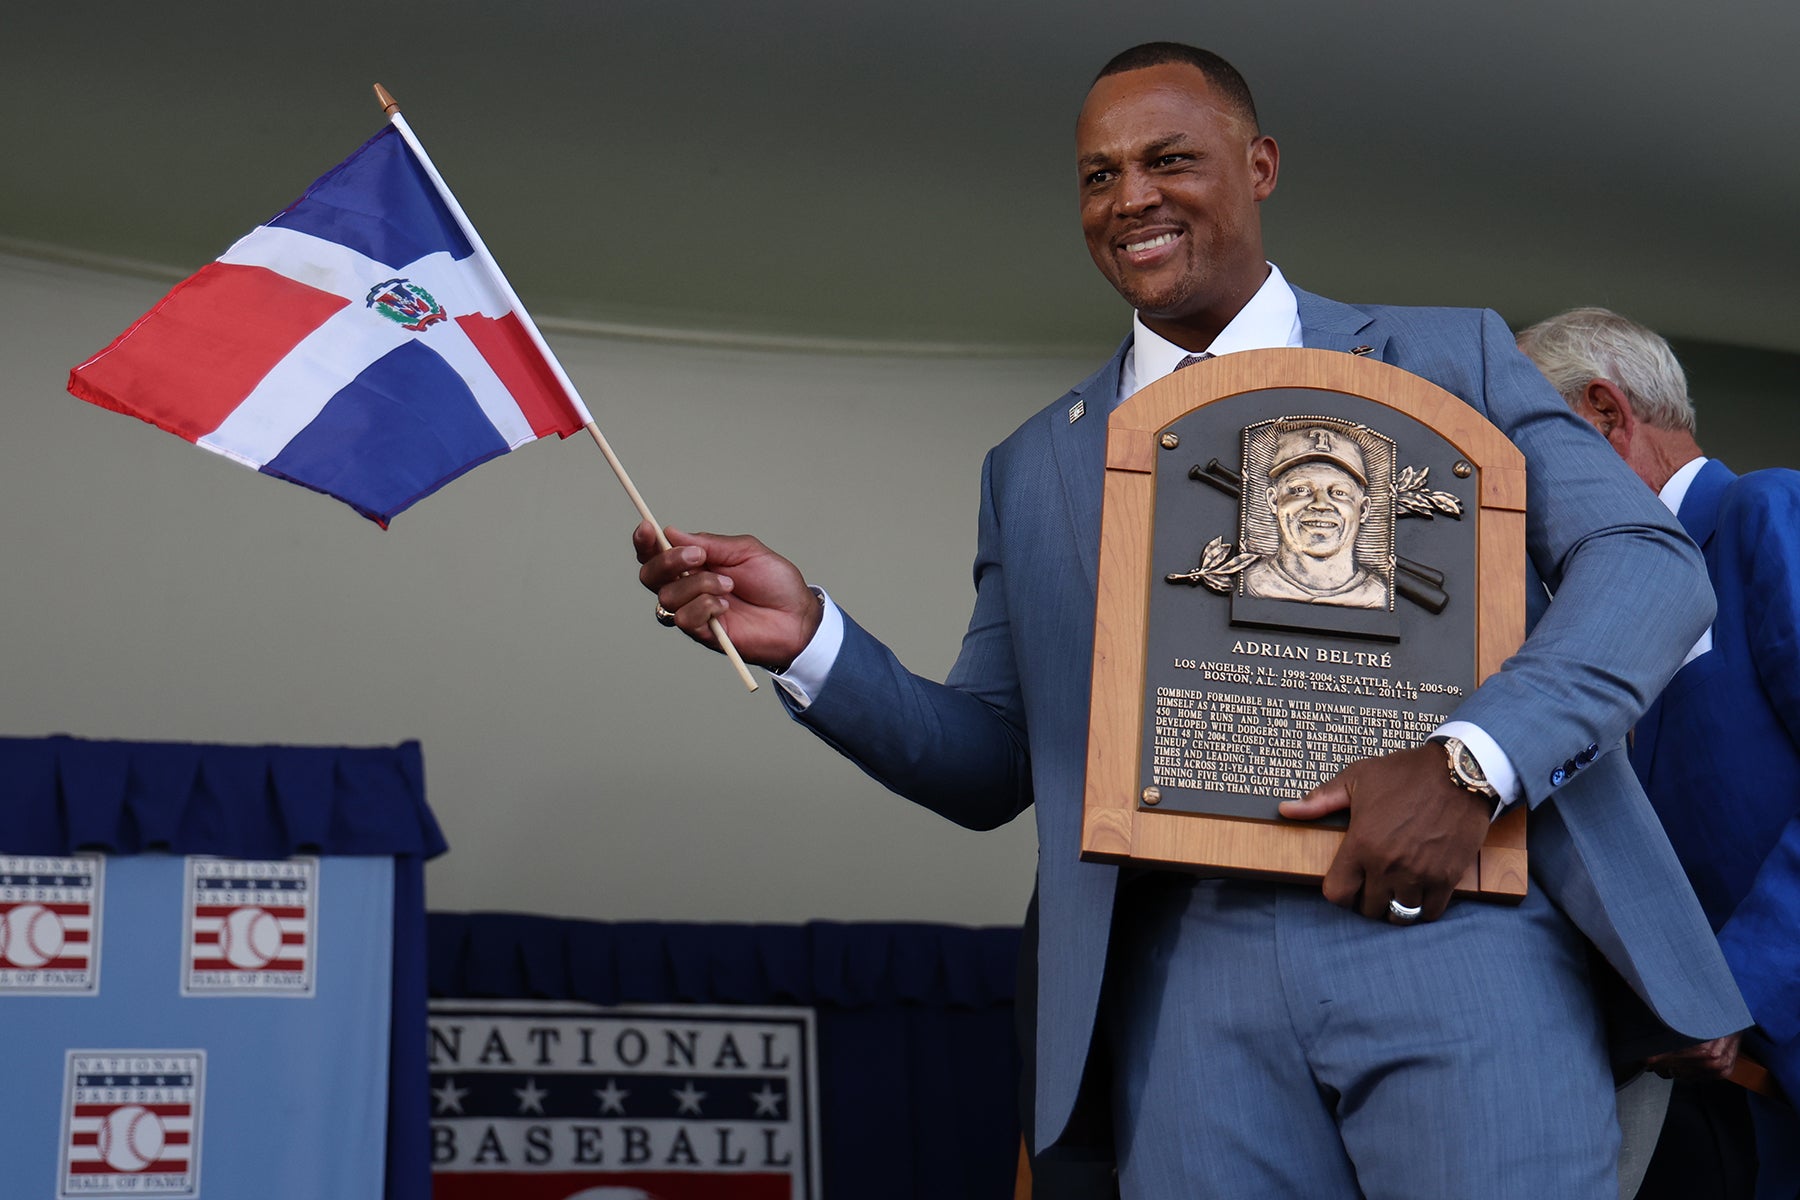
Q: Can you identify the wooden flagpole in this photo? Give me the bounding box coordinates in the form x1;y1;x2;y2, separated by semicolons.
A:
372;84;758;692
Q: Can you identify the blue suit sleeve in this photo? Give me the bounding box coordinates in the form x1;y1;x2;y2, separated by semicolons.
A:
1712;476;1800;1044
788;449;1034;831
1446;310;1716;807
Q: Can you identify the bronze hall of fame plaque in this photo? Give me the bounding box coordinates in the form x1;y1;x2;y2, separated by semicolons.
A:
1081;349;1528;899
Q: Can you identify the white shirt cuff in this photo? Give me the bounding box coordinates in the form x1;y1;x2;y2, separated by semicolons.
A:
770;588;843;709
1431;719;1521;818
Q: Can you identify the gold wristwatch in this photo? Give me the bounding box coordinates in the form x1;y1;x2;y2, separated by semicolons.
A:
1433;735;1499;800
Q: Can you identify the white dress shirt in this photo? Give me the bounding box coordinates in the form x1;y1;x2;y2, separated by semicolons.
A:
1659;455;1707;516
1660;455;1714;669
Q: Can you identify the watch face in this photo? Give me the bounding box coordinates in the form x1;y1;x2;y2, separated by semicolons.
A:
1446;738;1495;796
1454;743;1484;782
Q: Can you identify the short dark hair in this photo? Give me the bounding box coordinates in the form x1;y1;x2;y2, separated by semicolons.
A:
1094;42;1260;133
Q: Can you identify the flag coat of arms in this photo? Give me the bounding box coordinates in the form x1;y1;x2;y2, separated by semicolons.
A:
67;124;587;526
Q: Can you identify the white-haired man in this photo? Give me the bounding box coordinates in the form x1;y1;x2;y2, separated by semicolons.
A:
1520;307;1800;1200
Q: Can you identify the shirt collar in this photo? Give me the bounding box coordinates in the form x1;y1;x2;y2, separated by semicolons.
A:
1658;455;1708;516
1119;263;1303;401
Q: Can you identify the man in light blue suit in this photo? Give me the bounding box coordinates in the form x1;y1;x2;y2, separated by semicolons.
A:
638;44;1748;1197
1521;307;1800;1199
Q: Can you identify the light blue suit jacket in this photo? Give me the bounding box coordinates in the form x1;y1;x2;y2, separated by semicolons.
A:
795;289;1751;1151
1631;459;1800;1105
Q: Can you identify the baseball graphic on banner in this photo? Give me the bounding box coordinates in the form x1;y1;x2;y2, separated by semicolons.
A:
219;906;282;970
0;856;102;995
97;1105;165;1173
1;902;66;968
183;857;317;995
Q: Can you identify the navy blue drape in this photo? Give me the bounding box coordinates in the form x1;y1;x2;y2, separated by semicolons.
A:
429;911;1024;1199
0;734;448;1200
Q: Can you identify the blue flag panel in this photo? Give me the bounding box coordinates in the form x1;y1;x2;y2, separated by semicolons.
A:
268;126;475;266
263;340;511;523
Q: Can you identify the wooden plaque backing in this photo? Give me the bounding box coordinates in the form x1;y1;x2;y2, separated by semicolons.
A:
1079;348;1528;899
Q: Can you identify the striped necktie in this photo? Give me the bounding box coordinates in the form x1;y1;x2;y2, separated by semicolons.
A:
1096;349;1219;421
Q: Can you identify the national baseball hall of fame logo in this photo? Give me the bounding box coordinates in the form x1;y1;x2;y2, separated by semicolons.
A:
0;855;103;994
429;1001;821;1200
181;857;317;996
58;1051;205;1197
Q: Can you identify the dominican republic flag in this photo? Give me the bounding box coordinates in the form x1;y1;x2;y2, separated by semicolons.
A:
67;124;589;527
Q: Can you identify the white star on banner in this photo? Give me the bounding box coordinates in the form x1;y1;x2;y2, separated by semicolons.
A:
750;1083;785;1117
672;1081;707;1116
431;1078;469;1115
514;1078;548;1115
595;1079;629;1115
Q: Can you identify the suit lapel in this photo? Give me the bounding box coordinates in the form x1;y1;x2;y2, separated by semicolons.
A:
1677;458;1733;550
1051;340;1129;599
1294;287;1387;359
1632;460;1733;783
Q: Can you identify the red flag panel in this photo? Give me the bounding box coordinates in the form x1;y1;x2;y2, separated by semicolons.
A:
69;264;349;442
457;311;586;440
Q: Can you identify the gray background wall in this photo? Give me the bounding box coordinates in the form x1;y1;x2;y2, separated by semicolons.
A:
2;2;1794;927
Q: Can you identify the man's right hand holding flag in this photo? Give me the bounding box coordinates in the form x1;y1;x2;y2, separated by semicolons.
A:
634;523;822;674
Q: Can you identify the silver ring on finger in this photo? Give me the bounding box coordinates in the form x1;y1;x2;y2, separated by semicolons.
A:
654;602;678;628
1387;897;1423;923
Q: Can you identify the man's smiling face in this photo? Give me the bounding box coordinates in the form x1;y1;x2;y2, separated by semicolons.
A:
1075;62;1278;349
1269;462;1368;561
